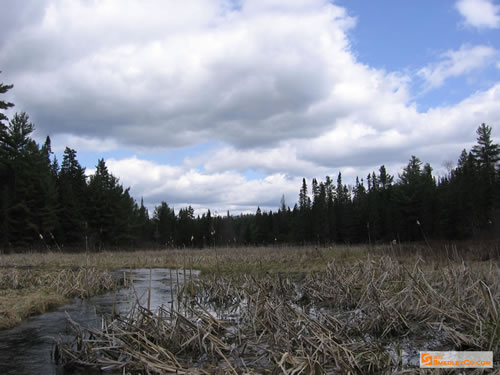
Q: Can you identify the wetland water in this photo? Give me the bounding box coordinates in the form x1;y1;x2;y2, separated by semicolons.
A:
0;268;197;375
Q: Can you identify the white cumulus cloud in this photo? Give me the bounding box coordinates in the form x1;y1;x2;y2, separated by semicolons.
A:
456;0;500;29
1;1;500;213
106;157;301;214
418;44;497;90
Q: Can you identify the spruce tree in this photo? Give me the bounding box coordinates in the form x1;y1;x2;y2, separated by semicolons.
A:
471;123;500;229
0;72;14;126
472;124;500;174
312;181;328;244
325;176;336;242
153;202;175;246
0;113;40;246
0;73;14;248
299;178;311;210
35;136;59;244
298;179;311;243
87;159;121;249
58;147;88;245
137;198;152;244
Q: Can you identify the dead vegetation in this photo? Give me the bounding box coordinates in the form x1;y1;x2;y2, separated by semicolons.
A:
55;256;499;374
0;267;115;298
1;241;498;275
0;246;351;274
0;267;116;329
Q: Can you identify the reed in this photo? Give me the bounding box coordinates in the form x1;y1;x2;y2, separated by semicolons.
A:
0;267;117;329
55;256;499;373
0;267;115;298
1;242;498;275
2;246;348;274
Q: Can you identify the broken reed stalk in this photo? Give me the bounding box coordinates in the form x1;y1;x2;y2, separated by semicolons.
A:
147;268;152;311
175;268;180;311
366;222;372;252
169;267;174;318
55;257;500;374
183;264;187;312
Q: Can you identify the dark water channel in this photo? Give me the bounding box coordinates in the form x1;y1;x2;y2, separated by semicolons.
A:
0;268;197;375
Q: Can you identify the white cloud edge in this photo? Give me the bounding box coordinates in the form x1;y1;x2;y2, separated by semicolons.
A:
417;44;497;90
2;1;500;214
455;0;500;29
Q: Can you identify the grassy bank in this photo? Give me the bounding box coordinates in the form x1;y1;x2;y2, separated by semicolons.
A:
0;267;116;329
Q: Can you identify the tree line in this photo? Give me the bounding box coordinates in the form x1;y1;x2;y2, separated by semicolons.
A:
1;74;499;251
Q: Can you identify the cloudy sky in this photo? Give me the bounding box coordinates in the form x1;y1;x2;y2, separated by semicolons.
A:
1;0;500;215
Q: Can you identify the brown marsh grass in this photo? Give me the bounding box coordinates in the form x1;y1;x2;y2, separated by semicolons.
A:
0;267;116;329
0;245;364;274
1;245;350;329
55;255;500;374
1;242;498;274
1;242;498;328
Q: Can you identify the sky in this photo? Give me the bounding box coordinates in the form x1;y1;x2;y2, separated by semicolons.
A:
1;0;500;215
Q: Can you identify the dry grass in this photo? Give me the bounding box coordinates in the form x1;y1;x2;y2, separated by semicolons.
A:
0;267;116;329
0;245;368;274
1;242;498;331
0;289;65;329
55;255;500;374
1;246;346;331
1;242;498;274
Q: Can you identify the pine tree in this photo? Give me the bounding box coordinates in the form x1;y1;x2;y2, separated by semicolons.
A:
334;173;352;242
153;202;175;246
312;181;328;244
220;210;236;246
177;206;195;246
298;179;311;243
325;175;336;242
277;194;290;243
378;165;393;190
312;178;319;198
137;198;152;244
456;150;481;236
299;178;311;211
0;72;14;126
352;176;368;242
0;74;14;247
87;159;134;249
254;206;265;244
377;165;395;240
470;124;500;232
0;113;41;246
394;156;437;241
58;147;88;245
35;136;60;244
472;124;500;175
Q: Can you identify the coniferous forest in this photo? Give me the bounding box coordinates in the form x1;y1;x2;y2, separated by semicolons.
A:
1;77;500;251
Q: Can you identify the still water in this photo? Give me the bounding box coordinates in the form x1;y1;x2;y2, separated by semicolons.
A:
0;268;197;375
